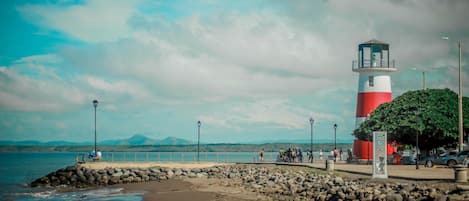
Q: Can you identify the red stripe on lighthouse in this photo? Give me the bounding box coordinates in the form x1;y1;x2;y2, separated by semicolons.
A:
355;92;392;117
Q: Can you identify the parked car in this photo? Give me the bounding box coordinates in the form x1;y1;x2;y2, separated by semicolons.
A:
424;150;469;167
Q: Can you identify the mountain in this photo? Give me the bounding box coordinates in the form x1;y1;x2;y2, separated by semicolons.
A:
240;138;354;144
0;135;193;146
100;135;193;146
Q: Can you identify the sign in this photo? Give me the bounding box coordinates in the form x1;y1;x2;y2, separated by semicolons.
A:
372;131;387;179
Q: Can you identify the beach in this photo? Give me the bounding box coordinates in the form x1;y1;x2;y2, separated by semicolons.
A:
117;177;267;201
29;160;469;200
86;162;264;200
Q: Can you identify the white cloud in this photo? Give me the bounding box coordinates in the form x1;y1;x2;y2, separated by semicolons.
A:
4;0;469;142
0;65;87;112
199;99;341;130
18;0;140;42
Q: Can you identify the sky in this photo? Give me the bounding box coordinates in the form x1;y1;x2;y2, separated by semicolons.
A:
0;0;468;144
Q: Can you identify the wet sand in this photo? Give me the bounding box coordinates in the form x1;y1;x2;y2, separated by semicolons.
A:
117;178;261;201
117;179;216;201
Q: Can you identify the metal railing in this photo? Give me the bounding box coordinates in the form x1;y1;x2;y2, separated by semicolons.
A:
76;151;351;163
352;59;396;71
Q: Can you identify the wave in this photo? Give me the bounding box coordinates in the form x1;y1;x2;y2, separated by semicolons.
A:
12;187;143;201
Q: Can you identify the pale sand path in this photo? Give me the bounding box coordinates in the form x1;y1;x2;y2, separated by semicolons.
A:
80;162;233;170
307;162;454;180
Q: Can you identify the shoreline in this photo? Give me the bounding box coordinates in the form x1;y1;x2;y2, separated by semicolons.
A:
30;162;469;200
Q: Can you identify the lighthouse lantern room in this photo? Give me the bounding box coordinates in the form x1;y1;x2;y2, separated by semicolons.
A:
352;39;397;160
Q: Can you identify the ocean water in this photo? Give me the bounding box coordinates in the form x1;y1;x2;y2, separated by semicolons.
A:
0;151;278;200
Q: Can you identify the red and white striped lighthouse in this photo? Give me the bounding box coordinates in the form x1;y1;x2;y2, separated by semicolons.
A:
352;39;397;160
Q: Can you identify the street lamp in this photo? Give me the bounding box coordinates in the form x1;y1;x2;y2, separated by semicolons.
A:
366;114;371;164
442;37;464;152
92;100;98;158
412;68;426;90
415;110;420;170
197;120;201;162
309;117;314;163
333;124;337;150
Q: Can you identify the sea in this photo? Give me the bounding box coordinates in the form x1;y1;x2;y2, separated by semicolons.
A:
0;151;278;201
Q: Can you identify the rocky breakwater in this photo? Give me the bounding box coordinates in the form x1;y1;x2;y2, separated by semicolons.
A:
215;166;460;201
31;164;469;200
30;164;220;188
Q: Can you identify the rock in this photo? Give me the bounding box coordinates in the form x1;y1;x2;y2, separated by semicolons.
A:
112;172;123;177
150;168;161;173
266;181;276;187
187;173;196;178
192;168;201;173
337;191;346;199
386;193;403;201
166;170;174;178
228;173;237;179
251;184;263;189
333;177;344;185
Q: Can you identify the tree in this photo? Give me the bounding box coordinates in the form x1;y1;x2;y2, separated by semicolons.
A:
353;88;469;150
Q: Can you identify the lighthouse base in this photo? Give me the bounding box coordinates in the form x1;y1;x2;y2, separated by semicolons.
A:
352;139;397;160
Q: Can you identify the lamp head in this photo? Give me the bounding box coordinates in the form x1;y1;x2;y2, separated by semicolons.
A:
334;123;337;129
197;121;201;127
93;100;98;108
309;117;314;124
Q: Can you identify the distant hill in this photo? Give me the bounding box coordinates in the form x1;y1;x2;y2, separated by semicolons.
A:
100;135;193;146
0;134;193;146
244;138;354;144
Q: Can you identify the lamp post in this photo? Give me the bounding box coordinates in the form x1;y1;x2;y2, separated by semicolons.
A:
443;37;464;152
411;68;426;90
458;41;463;152
415;110;420;170
366;114;371;164
92;100;98;157
197;120;201;162
309;117;314;163
333;124;337;150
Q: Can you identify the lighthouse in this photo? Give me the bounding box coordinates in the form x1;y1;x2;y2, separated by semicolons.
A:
352;39;397;160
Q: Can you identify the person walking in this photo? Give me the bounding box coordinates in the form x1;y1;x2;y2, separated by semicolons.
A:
319;149;323;161
333;148;339;163
259;148;265;162
339;149;343;161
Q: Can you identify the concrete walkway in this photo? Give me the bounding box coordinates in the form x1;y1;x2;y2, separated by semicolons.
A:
303;161;454;180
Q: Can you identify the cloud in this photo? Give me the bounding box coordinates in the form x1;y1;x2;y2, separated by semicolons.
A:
0;55;156;112
3;0;469;142
0;53;91;112
198;99;341;130
18;0;141;43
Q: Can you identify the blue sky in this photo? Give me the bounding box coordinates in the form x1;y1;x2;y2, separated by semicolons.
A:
0;0;468;143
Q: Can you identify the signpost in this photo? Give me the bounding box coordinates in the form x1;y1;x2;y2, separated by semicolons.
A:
372;131;388;179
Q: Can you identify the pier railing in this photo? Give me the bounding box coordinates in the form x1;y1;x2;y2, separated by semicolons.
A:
76;151;349;163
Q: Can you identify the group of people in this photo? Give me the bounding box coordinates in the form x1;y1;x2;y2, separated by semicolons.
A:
88;150;102;161
273;148;345;163
276;147;303;163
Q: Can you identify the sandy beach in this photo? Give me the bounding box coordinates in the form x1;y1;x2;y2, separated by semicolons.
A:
117;178;267;201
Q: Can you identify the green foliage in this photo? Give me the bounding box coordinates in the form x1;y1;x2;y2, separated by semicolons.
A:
353;88;469;150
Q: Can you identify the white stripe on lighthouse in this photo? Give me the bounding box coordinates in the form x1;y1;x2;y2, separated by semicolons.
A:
358;73;392;93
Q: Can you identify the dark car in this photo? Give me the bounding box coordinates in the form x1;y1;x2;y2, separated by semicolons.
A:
424;150;469;167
